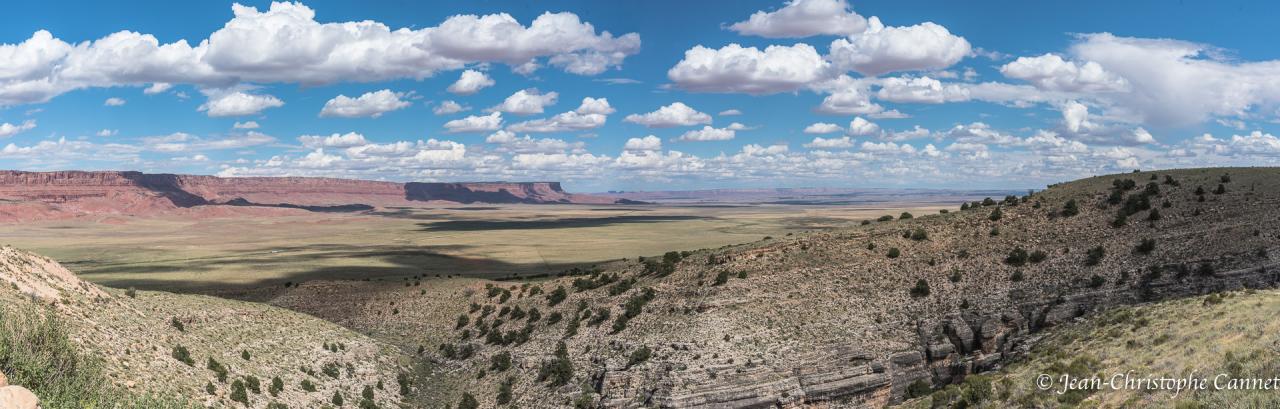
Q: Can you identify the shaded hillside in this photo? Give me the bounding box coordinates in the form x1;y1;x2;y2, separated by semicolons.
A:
323;167;1276;408
0;245;413;409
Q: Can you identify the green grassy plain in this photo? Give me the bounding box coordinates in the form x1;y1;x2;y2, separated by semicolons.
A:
0;203;949;292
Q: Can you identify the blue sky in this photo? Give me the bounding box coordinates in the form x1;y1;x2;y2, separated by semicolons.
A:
2;0;1280;191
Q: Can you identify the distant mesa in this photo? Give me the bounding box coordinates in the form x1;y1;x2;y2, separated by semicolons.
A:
0;170;634;222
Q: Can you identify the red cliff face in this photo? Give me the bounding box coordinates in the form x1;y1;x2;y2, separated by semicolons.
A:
0;170;623;221
172;175;408;206
404;181;616;204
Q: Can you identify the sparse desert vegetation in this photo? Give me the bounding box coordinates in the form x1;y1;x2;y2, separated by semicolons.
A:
2;167;1278;408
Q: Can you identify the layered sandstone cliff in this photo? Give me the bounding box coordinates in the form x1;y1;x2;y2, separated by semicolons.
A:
0;170;625;221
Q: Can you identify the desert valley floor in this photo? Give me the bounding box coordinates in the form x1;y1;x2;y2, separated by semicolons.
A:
0;200;965;293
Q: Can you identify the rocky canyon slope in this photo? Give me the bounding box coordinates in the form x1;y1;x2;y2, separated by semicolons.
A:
0;245;413;408
299;167;1275;408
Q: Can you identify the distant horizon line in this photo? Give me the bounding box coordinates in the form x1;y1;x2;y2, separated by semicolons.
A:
0;168;1039;194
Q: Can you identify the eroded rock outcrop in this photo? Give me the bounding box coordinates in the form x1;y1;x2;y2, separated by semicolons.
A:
0;170;627;221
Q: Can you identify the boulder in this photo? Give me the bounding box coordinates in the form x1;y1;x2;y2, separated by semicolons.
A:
0;385;39;409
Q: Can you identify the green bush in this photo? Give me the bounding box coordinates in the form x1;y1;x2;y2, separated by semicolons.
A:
887;248;901;258
230;379;249;405
899;212;914;220
0;307;190;408
1010;271;1024;282
1029;250;1048;263
546;286;568;306
1111;213;1128;228
910;228;928;241
877;215;894;222
905;379;932;399
497;377;514;404
458;392;479;409
627;345;652;368
490;351;512;372
169;316;184;332
245;375;261;394
537;341;574;387
207;357;228;382
362;384;375;400
1086;246;1106;266
713;271;730;286
397;372;411;396
1135;238;1156;254
588;308;611;327
322;362;341;378
1088;275;1106;288
172;345;194;366
1061;199;1079;217
1005;248;1029;266
241;350;251;361
456;314;470;329
910;279;930;298
332;390;344;406
300;379;317;392
988;208;1002;221
564;313;581;338
269;376;284;397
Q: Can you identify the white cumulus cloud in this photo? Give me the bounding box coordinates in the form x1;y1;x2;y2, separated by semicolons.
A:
444;111;503;133
668;43;831;94
675;125;736;142
829;17;971;76
447;69;495;95
804;136;855;149
198;91;284;117
623;135;662;151
319;89;410;118
506;97;613;133
0;3;640;107
298;132;369;148
0;120;37;138
803;122;843;134
847;117;880;136
999;53;1128;92
728;0;868;38
434;100;469;115
491;88;558;115
624;102;712;128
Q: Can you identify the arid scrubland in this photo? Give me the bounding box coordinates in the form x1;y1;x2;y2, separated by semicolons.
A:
2;167;1278;408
